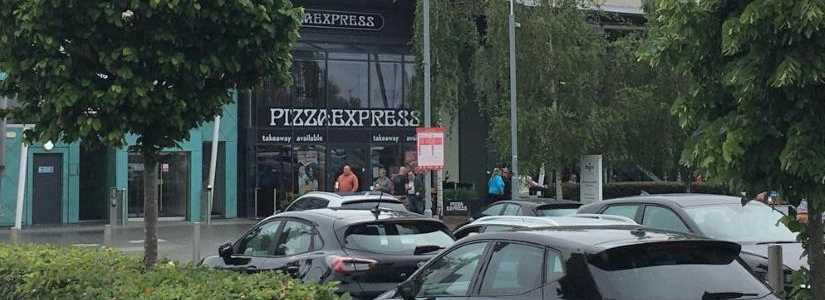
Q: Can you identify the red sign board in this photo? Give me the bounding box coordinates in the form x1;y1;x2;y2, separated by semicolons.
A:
416;128;445;171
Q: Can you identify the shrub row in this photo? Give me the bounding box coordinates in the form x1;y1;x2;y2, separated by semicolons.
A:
0;243;344;300
533;181;733;200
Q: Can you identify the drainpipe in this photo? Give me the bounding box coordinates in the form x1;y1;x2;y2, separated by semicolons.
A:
13;126;29;230
206;115;220;224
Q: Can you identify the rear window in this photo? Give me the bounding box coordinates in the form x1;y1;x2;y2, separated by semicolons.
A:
537;208;579;217
341;201;407;211
587;242;772;299
344;222;454;255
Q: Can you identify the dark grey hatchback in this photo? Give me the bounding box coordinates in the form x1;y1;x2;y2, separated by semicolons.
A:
200;209;454;300
377;226;780;300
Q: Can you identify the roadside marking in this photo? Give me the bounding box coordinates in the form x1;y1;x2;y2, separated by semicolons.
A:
128;239;167;244
71;243;100;247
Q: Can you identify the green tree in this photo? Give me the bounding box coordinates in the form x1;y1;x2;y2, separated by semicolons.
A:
475;0;606;196
642;0;825;297
0;0;301;268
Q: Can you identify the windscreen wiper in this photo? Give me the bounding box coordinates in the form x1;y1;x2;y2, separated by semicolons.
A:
755;240;797;245
702;291;759;300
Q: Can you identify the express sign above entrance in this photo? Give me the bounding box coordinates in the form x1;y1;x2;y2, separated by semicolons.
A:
302;9;384;31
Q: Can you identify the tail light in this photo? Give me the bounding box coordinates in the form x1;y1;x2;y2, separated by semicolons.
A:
326;256;377;274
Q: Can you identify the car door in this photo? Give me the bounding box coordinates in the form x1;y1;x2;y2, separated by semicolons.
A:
221;219;285;273
410;241;491;299
255;218;324;278
474;241;545;299
640;205;691;233
599;204;643;223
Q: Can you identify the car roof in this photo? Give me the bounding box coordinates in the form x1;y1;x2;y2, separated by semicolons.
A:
297;191;403;206
599;193;743;208
461;226;713;253
496;199;581;208
465;215;635;228
271;208;428;225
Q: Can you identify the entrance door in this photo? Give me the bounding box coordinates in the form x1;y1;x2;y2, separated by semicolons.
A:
255;145;294;217
128;152;190;220
33;154;63;224
328;145;368;192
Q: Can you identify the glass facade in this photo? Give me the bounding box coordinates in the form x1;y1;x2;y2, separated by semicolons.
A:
248;48;420;215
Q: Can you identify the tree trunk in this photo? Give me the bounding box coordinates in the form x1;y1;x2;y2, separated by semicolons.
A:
807;200;825;298
555;169;563;201
143;155;159;269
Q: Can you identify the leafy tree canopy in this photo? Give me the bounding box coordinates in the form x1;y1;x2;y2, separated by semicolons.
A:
0;0;301;154
642;0;825;297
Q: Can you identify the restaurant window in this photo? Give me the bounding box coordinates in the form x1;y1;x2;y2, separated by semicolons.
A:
294;145;326;195
403;62;419;109
370;57;404;109
328;59;369;108
293;60;325;108
371;145;402;183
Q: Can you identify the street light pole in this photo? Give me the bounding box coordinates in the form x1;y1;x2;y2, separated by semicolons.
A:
423;0;433;218
508;0;519;200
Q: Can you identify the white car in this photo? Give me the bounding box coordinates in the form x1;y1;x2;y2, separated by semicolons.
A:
283;191;408;213
452;214;637;239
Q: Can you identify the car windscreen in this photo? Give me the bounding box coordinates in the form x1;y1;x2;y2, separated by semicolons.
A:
343;221;454;256
341;201;408;211
587;241;772;300
685;202;797;243
537;208;580;217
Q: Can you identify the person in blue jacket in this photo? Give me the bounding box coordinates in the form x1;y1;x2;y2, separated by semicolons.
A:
488;168;505;205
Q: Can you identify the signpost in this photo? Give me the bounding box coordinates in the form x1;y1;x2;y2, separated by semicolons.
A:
416;128;445;171
580;155;603;204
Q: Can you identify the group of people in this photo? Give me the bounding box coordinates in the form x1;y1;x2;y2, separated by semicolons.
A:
334;164;426;214
487;167;513;205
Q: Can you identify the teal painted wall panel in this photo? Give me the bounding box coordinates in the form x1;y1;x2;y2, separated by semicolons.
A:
0;127;24;226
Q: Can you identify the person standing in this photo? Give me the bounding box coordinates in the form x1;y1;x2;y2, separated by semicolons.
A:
335;164;359;193
487;168;505;205
502;167;513;200
373;168;394;194
407;168;425;214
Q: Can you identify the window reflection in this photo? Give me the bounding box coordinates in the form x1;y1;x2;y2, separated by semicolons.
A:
370;57;404;109
328;60;369;108
293;60;325;108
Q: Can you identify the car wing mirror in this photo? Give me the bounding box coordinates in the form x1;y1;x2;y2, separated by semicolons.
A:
218;242;234;258
398;280;418;300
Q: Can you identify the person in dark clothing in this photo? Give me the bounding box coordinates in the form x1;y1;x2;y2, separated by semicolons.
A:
407;169;426;214
392;166;410;197
502;167;512;200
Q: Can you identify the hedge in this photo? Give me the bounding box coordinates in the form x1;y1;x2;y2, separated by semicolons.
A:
0;243;345;300
533;181;733;200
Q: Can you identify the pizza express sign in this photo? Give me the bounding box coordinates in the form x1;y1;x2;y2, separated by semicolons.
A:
302;9;384;31
269;108;421;128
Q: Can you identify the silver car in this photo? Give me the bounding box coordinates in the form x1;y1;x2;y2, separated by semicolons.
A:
452;214;637;239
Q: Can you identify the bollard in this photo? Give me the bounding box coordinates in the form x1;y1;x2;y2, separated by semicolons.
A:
192;222;201;263
103;225;113;247
768;245;785;299
109;188;118;226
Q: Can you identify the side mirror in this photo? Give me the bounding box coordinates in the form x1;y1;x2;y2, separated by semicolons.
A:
398;280;418;300
218;242;234;258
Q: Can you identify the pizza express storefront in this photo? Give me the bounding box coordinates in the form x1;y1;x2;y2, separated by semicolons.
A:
238;0;419;217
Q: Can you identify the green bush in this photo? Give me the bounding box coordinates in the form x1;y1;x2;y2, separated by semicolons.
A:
536;181;733;201
0;243;344;300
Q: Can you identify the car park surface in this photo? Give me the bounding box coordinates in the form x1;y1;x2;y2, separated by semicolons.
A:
578;193;803;283
200;208;452;299
376;226;779;300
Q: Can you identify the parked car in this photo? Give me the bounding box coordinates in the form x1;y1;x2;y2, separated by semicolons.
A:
201;208;454;299
284;191;408;212
578;193;802;283
452;214;637;239
377;226;779;300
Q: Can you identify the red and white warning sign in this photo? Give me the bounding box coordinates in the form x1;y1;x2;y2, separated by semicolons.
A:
416;127;445;171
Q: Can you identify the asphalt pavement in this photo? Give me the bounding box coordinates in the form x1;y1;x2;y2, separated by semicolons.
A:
0;219;258;262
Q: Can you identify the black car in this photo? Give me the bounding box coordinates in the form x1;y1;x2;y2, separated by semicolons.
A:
201;208;454;299
476;199;582;218
578;193;803;282
377;226;780;300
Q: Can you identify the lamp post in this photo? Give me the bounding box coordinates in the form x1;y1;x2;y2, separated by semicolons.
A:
423;0;433;218
508;0;519;200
